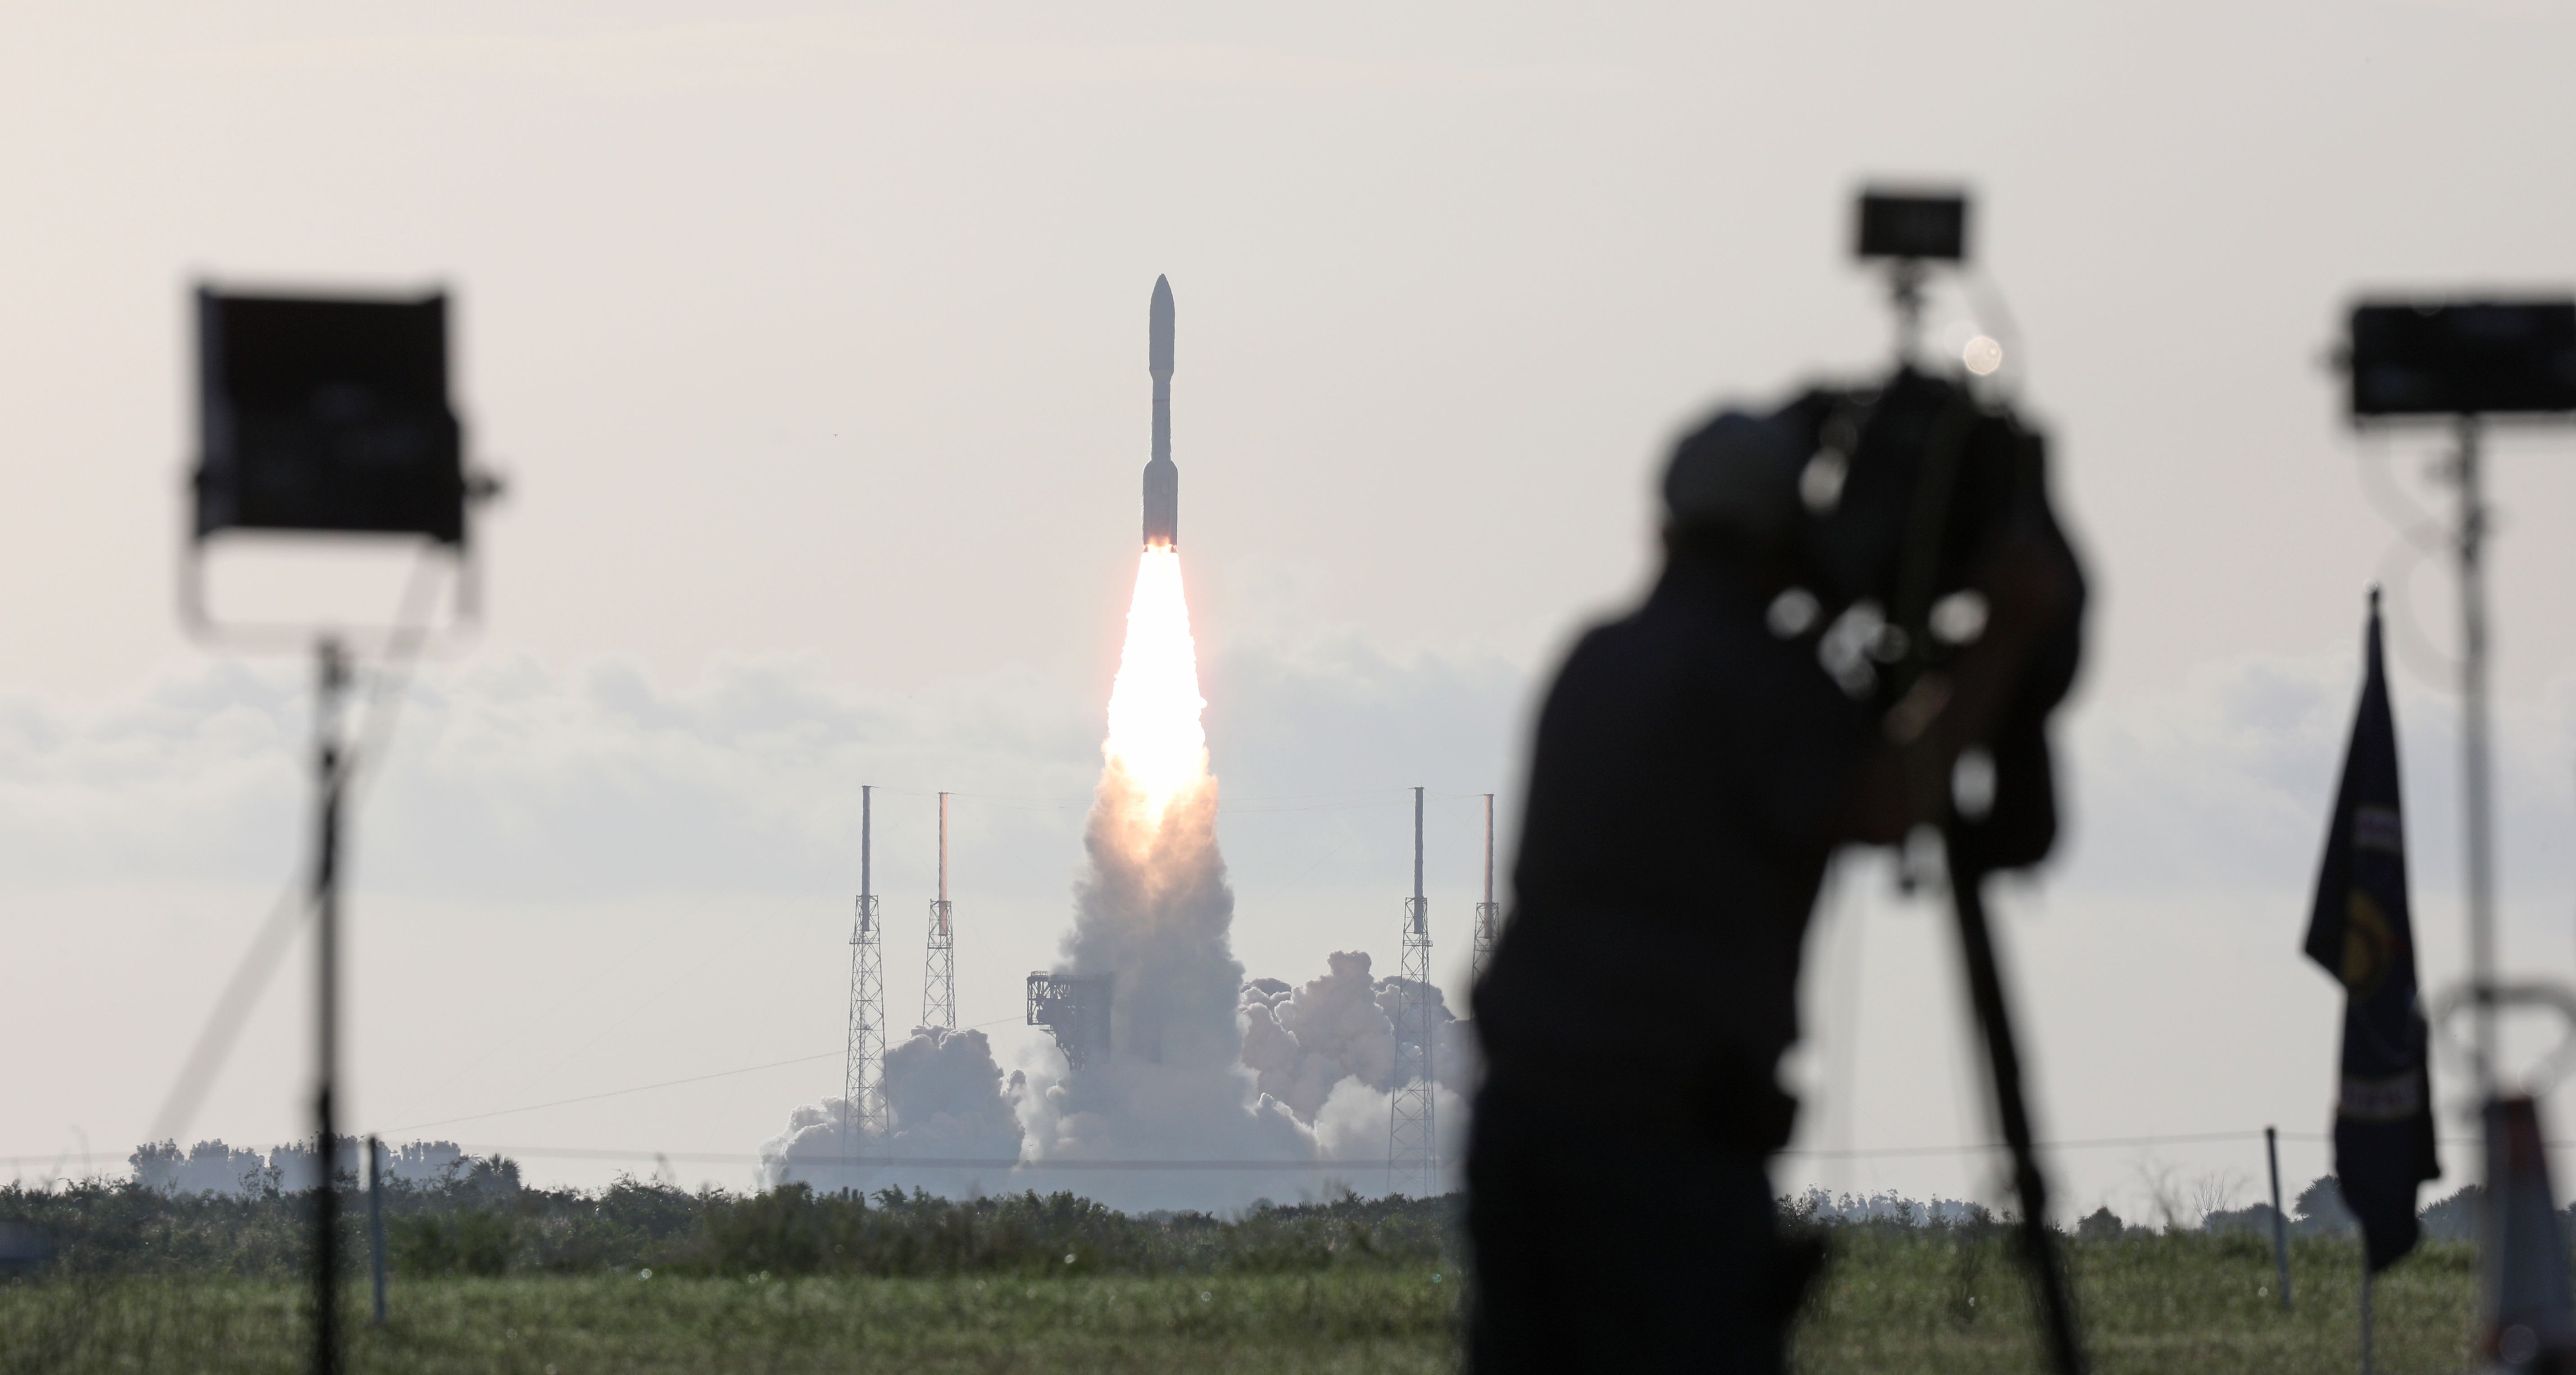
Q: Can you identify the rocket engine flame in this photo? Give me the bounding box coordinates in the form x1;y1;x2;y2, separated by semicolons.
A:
1103;547;1208;830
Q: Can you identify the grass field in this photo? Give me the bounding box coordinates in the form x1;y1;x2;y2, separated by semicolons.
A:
1;1271;1460;1375
0;1232;2483;1373
1797;1230;2478;1374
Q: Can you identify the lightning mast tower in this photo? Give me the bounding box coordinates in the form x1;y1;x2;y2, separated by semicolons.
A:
842;785;888;1171
1389;786;1437;1195
1471;793;1498;985
922;791;956;1029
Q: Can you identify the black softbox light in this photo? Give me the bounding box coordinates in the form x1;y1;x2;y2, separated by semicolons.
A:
2349;300;2576;419
193;289;466;545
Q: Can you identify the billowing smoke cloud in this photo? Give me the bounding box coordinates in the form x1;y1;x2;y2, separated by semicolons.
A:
1240;951;1477;1125
1241;954;1389;1123
997;550;1321;1209
1008;766;1315;1209
1003;766;1478;1208
881;1027;1028;1157
1067;771;1248;1077
760;1026;1025;1196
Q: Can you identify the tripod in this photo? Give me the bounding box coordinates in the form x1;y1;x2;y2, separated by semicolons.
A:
1943;833;2085;1374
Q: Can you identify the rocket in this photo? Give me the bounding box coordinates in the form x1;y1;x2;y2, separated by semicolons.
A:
1142;275;1178;549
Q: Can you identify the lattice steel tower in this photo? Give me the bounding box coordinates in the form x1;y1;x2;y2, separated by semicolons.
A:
922;791;956;1029
842;785;888;1162
1388;785;1438;1196
1471;793;1499;986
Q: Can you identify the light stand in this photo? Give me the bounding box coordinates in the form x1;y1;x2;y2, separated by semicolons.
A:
307;637;350;1375
184;286;495;1375
2344;295;2576;1364
2449;416;2499;1093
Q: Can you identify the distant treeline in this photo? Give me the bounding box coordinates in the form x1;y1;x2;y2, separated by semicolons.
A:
125;1138;472;1197
5;1151;2512;1289
2190;1175;2493;1244
0;1161;1461;1281
1791;1175;2493;1245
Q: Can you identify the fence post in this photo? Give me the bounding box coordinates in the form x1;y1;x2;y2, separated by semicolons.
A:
367;1135;388;1327
2266;1125;2293;1311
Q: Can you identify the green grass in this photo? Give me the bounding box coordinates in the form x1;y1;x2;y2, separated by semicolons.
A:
1796;1230;2478;1374
2;1231;2486;1373
0;1271;1462;1374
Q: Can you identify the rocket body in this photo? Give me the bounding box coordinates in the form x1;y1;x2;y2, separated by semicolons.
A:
1142;276;1178;549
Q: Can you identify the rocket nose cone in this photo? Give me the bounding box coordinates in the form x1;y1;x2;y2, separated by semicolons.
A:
1149;276;1175;373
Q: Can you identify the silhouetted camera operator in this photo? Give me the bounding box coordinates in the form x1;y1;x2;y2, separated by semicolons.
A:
1466;377;2084;1370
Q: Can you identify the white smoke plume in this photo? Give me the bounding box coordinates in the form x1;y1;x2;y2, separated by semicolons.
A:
1004;758;1318;1209
986;549;1309;1209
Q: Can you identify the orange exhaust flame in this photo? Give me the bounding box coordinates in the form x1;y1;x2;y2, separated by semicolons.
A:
1103;547;1209;832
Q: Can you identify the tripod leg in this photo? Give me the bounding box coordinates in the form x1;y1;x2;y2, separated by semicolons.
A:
1947;836;2086;1375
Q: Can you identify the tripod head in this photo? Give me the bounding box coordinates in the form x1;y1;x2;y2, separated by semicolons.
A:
1855;190;1968;369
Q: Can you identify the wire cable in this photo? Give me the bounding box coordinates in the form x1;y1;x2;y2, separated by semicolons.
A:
10;1125;2541;1176
2353;429;2467;690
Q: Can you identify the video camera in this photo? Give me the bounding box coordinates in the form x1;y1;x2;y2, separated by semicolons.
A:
1770;190;2086;873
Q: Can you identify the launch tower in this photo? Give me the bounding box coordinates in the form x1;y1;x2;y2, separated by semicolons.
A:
922;791;955;1029
1388;785;1438;1195
843;785;888;1156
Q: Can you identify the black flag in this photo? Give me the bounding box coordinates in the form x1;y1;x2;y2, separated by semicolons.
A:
2302;589;2439;1272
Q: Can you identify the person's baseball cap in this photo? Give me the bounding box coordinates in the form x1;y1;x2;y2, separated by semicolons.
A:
1662;410;1803;543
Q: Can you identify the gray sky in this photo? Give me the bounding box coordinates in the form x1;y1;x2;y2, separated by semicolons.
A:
8;0;2576;1220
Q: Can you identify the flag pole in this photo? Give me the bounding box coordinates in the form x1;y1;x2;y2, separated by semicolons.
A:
2300;588;2440;1302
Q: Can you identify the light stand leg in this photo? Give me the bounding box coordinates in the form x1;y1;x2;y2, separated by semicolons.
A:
1946;835;2086;1375
2454;416;2497;1093
310;637;349;1375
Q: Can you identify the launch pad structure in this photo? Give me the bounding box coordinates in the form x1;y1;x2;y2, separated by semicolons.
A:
923;792;956;1030
1027;972;1114;1070
843;786;889;1159
1388;786;1438;1196
823;285;1488;1201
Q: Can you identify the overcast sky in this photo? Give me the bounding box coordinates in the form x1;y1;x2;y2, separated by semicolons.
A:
9;0;2576;1221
